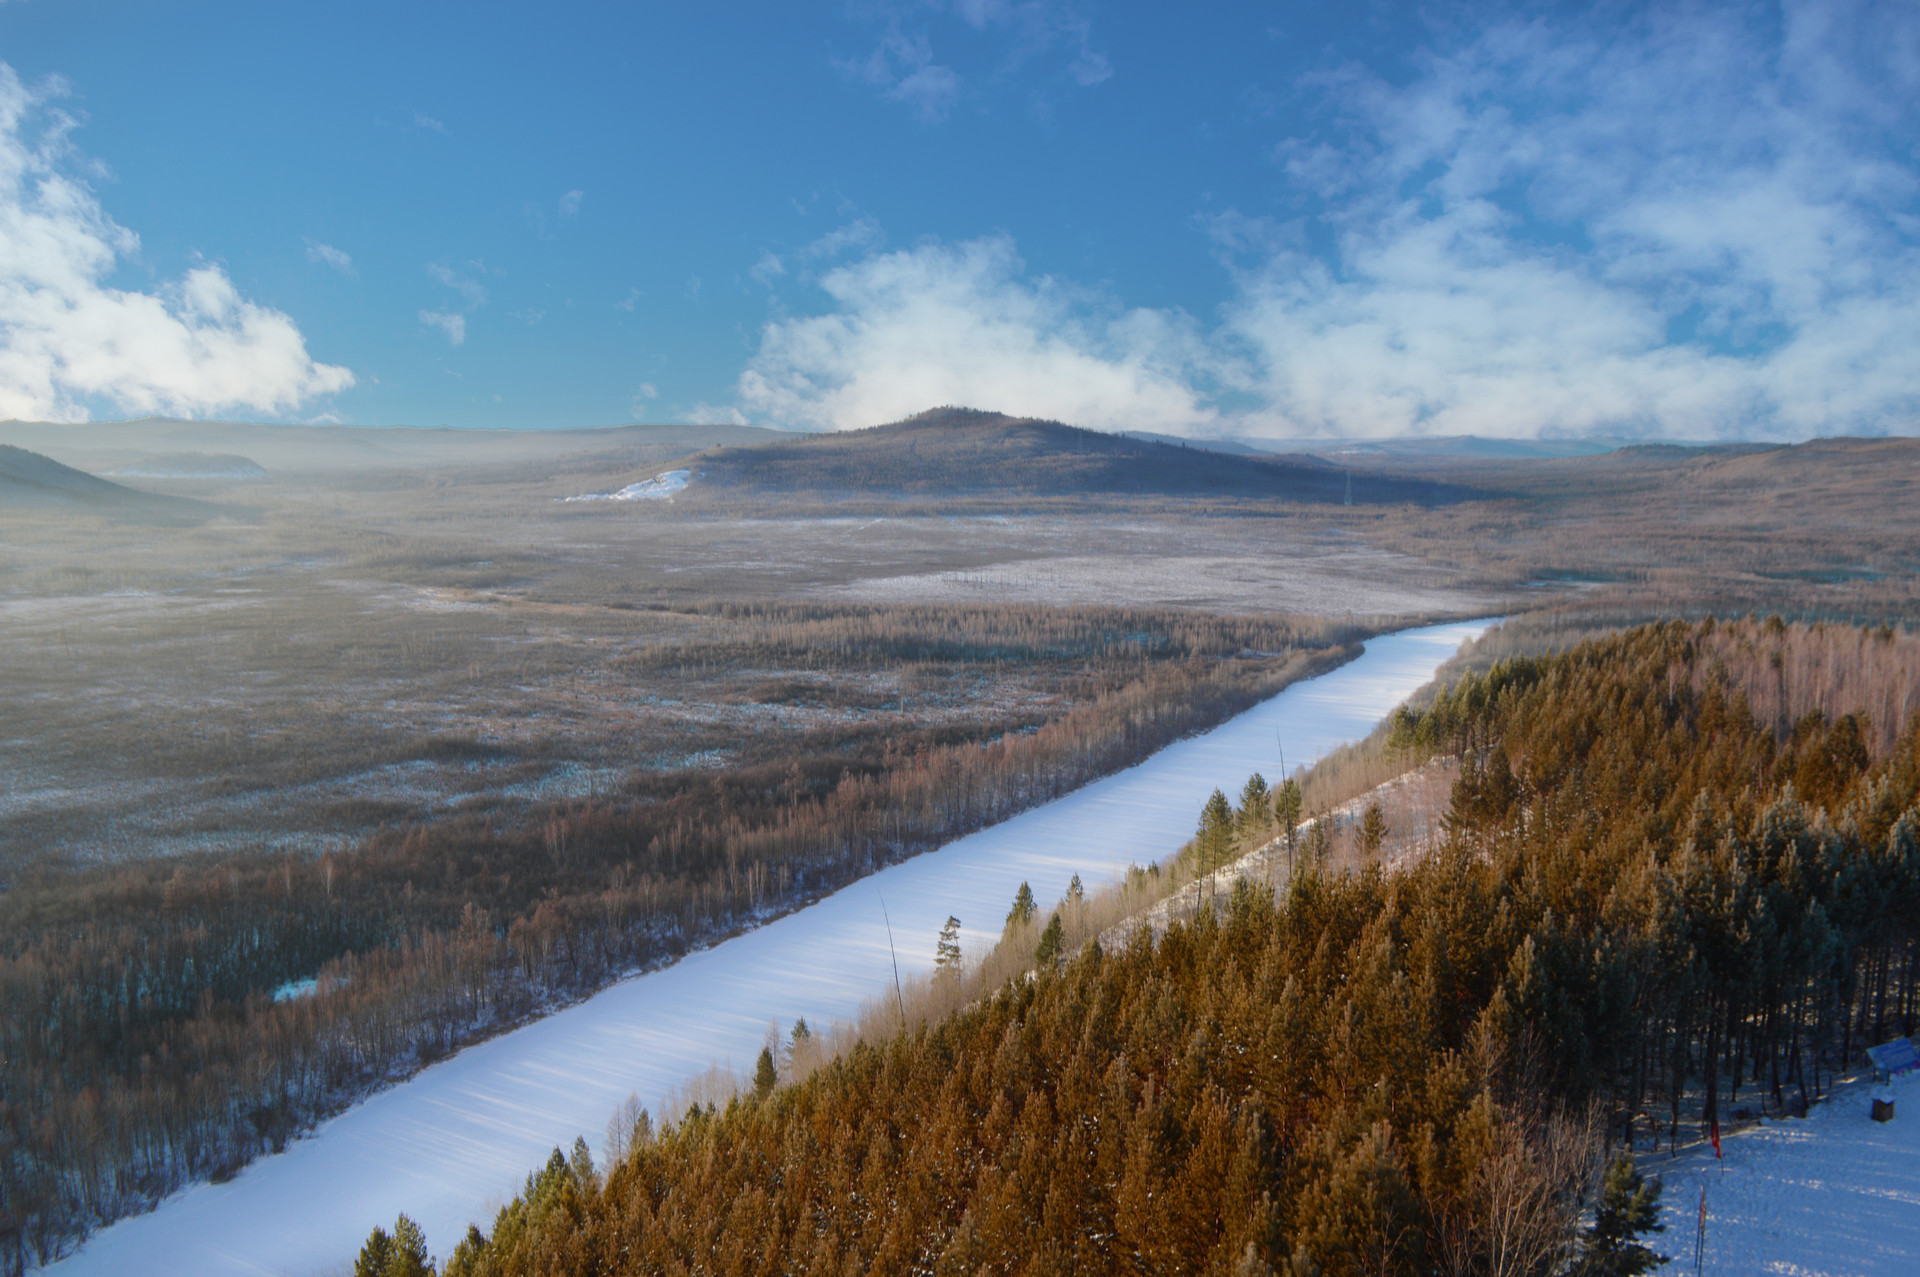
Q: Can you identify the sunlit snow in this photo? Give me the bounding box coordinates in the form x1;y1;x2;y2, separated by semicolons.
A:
51;619;1488;1276
1650;1071;1919;1275
563;468;690;501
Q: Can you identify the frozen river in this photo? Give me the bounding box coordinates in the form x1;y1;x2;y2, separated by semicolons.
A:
52;618;1489;1276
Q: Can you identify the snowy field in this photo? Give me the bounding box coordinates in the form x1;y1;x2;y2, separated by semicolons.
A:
49;619;1488;1276
1650;1070;1919;1276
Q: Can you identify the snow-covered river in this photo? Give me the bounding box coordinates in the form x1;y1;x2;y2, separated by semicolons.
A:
52;618;1489;1276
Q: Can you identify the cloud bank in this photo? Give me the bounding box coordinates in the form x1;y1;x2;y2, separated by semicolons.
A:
0;65;352;423
737;236;1213;432
754;2;1920;439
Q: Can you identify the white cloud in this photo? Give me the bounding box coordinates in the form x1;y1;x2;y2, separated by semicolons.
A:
800;217;884;262
616;286;640;312
1217;1;1920;439
558;189;584;218
305;239;354;275
841;1;1111;121
413;112;447;133
765;3;1920;441
750;251;786;286
886;64;963;122
426;262;487;308
418;310;466;346
630;383;659;419
0;65;352;422
737;235;1214;432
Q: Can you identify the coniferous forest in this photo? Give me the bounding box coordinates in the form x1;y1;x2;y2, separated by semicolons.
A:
406;621;1918;1277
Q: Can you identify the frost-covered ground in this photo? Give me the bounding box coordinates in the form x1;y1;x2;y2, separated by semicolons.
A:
1649;1069;1919;1276
563;468;690;501
48;620;1487;1277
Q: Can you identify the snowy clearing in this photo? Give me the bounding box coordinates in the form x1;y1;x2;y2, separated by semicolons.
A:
48;620;1487;1277
1650;1069;1919;1276
563;468;691;501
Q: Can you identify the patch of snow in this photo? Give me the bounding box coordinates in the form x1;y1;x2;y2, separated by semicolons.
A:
271;978;319;1003
563;469;691;502
1648;1069;1920;1276
49;620;1490;1277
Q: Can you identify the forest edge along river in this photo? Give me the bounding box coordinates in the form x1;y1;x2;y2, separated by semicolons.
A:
50;618;1491;1276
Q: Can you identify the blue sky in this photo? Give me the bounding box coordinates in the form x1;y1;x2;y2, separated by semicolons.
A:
1;1;1915;439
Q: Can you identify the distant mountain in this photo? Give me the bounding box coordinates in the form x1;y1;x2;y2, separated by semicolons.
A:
1295;435;1631;461
0;418;789;478
0;445;201;514
679;408;1476;505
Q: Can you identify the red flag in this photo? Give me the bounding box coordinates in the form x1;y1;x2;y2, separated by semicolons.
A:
1710;1118;1722;1159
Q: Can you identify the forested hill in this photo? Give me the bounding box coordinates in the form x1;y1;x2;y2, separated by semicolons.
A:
674;408;1476;506
411;620;1919;1277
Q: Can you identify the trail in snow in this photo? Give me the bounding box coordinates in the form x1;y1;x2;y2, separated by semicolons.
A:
1649;1070;1919;1276
562;469;690;501
50;619;1488;1277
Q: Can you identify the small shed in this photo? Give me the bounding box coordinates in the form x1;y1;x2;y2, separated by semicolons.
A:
1866;1037;1918;1078
1866;1037;1915;1123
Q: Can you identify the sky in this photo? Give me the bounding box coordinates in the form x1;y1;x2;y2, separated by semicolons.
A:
0;0;1915;441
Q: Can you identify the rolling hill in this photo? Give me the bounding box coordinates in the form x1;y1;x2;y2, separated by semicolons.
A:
0;445;203;515
672;408;1479;506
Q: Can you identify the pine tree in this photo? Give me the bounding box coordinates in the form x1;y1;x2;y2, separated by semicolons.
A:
388;1214;432;1277
1570;1154;1667;1276
1196;789;1236;874
1275;777;1303;835
1067;874;1085;904
754;1046;778;1098
356;1215;431;1277
1238;773;1271;835
935;915;964;976
353;1226;393;1277
1360;802;1388;858
1006;882;1037;931
1035;912;1064;966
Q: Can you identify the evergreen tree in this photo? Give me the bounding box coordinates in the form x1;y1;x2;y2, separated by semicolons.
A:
1275;777;1304;874
1067;873;1085;904
353;1226;393;1277
1034;912;1064;966
1360;802;1388;857
1196;788;1236;873
791;1016;811;1045
935;915;964;976
754;1046;778;1098
1275;777;1303;835
1570;1154;1667;1276
356;1215;431;1277
1238;772;1272;835
1005;882;1037;931
388;1214;432;1277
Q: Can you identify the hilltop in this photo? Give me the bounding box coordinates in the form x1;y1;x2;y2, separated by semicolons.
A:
671;408;1476;506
